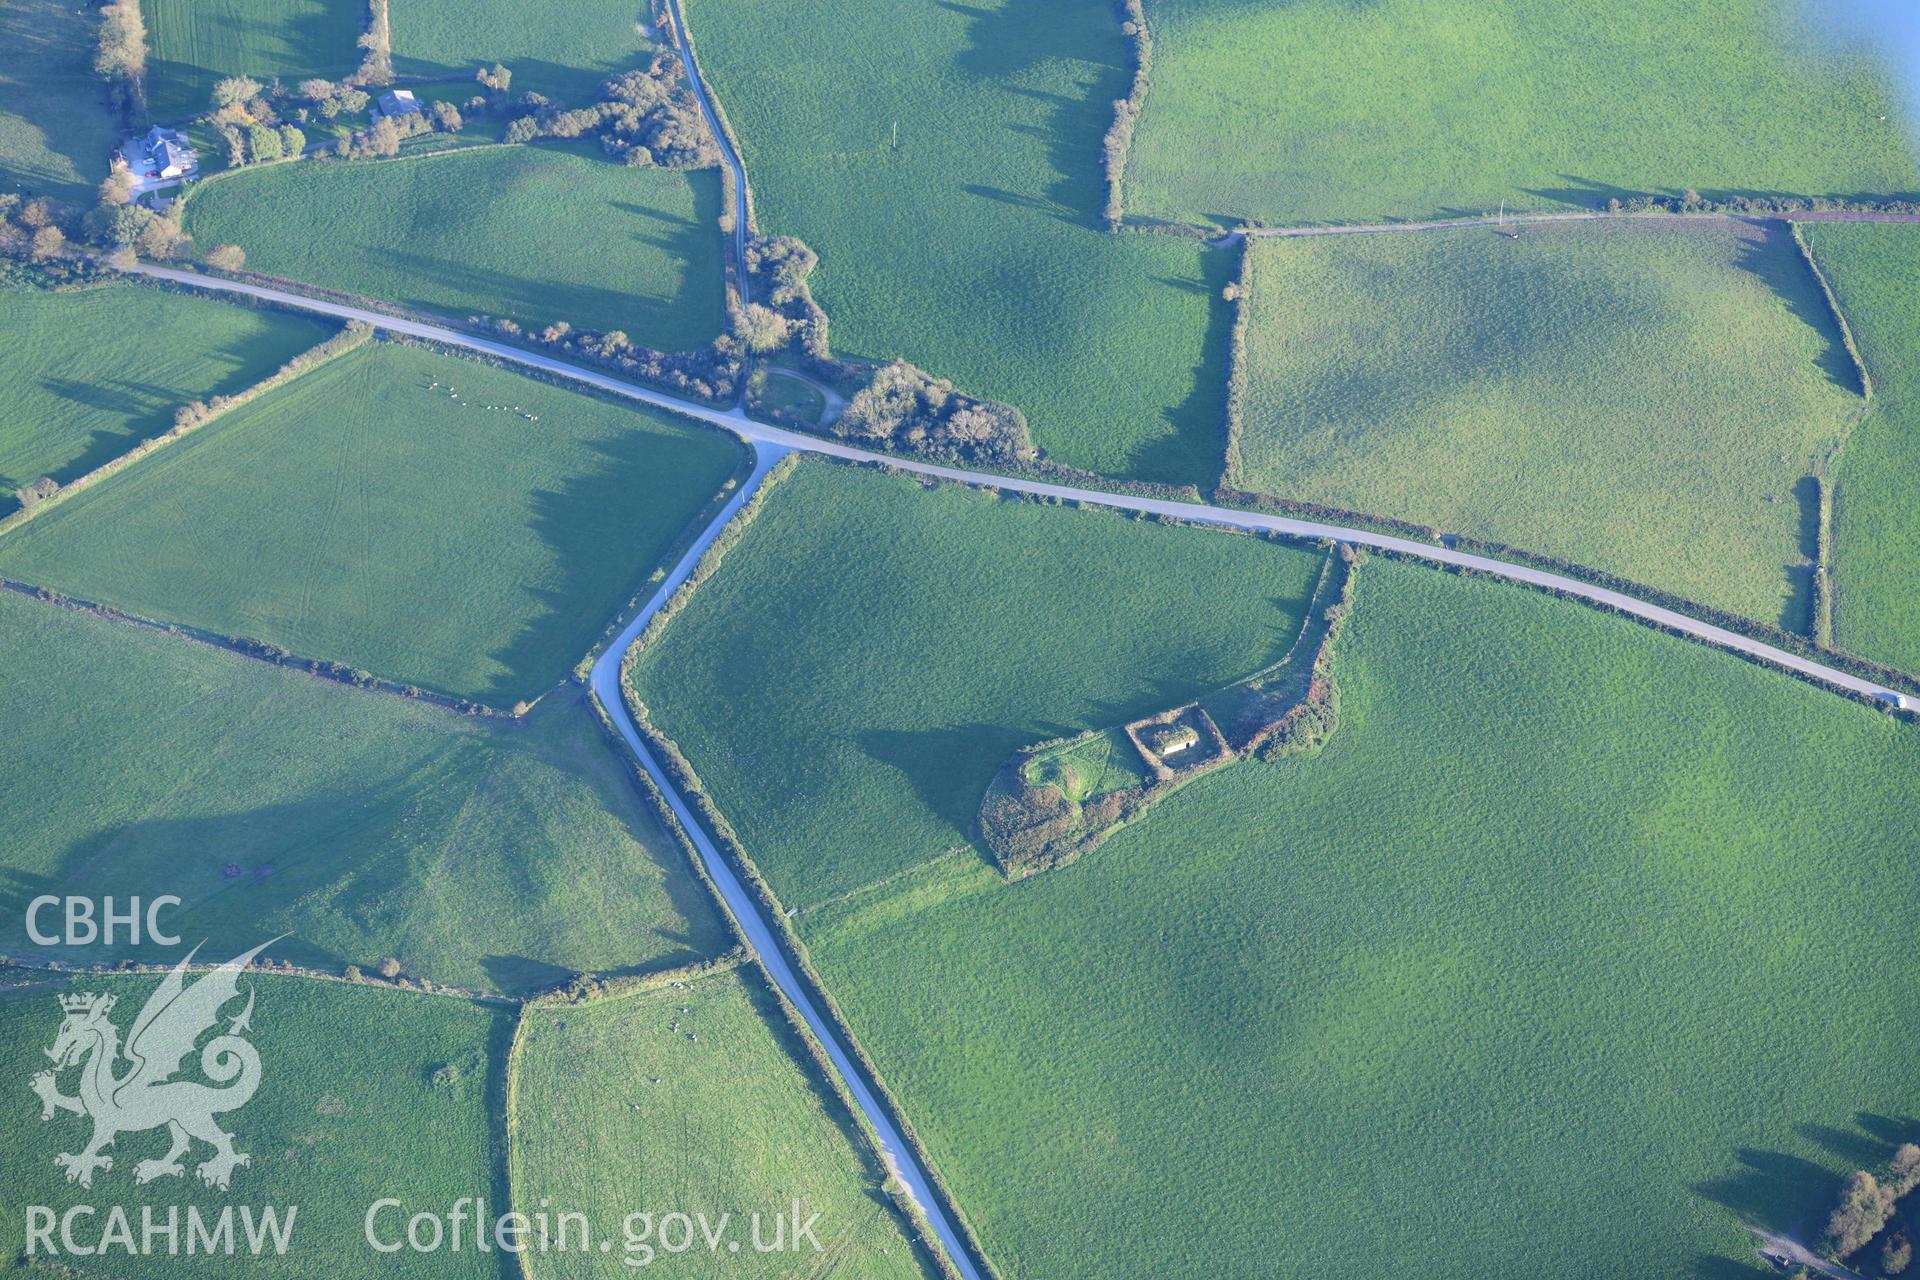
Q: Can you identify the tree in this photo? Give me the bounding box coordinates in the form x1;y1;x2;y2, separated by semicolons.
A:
205;243;246;272
15;477;59;510
93;0;146;83
476;63;511;96
1826;1171;1896;1260
98;165;135;206
376;957;402;979
736;303;791;354
363;116;401;156
277;123;306;158
17;198;54;229
504;116;540;144
429;100;463;132
246;124;283;163
29;225;65;261
211;76;263;109
1887;1233;1914;1277
297;78;336;102
134;214;185;261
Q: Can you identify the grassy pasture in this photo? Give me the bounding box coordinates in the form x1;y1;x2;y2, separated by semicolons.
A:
1798;221;1920;675
511;969;935;1278
0;278;332;508
184;143;727;350
1234;219;1863;625
392;0;659;106
146;0;366;123
0;341;744;706
792;559;1920;1279
689;0;1232;486
0;973;513;1276
627;460;1325;905
1127;0;1920;228
0;588;730;993
0;0;118;204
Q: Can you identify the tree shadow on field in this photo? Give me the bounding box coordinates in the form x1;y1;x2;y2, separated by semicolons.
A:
1123;256;1237;490
858;722;1027;851
1732;226;1865;397
1;796;383;973
1693;1147;1840;1234
484;427;741;707
1782;473;1821;635
1797;1120;1894;1170
939;0;1125;230
1857;1114;1920;1148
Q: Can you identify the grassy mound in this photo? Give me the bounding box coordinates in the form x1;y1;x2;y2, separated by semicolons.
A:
146;0;365;123
184;143;726;351
0;972;512;1277
0;279;332;510
1798;220;1920;675
0;341;743;705
688;0;1232;485
511;968;936;1278
794;559;1920;1279
0;589;730;993
1126;0;1920;227
626;459;1325;906
1233;219;1863;625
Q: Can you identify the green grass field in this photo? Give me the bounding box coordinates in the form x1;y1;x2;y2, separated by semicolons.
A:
511;969;935;1278
145;0;365;123
393;0;659;106
0;341;743;705
1798;221;1920;675
1127;0;1920;228
0;973;513;1276
689;0;1232;485
1233;219;1863;625
0;278;333;509
0;589;730;993
627;460;1325;905
185;144;727;350
790;559;1920;1279
0;0;119;204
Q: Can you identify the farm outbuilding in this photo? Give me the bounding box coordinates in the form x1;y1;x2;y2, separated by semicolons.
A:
376;89;424;119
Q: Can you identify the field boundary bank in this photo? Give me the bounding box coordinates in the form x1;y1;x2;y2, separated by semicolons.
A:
1124;206;1920;241
0;576;513;715
0;954;515;1005
586;447;997;1280
0;321;370;532
1789;224;1876;649
162;250;734;399
122;263;1918;712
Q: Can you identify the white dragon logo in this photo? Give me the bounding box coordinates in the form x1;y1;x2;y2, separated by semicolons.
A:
29;941;271;1191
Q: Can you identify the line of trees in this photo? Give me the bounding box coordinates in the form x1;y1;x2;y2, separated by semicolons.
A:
1826;1143;1920;1269
1101;0;1151;229
93;0;146;121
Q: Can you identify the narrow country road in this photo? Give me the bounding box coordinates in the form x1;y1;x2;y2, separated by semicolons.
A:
586;441;986;1280
123;261;1910;1280
661;0;752;302
124;263;1918;713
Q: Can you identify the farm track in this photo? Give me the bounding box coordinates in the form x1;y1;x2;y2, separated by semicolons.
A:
662;0;751;301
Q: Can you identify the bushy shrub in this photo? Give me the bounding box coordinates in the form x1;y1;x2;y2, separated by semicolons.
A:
834;361;1035;464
